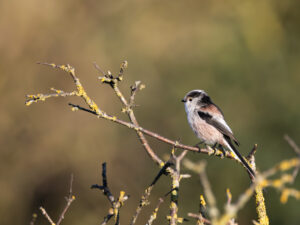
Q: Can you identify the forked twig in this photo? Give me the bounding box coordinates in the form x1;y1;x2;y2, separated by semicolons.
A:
183;159;219;223
91;163;129;225
39;174;75;225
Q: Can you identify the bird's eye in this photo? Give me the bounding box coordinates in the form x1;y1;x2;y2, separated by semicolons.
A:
188;97;192;102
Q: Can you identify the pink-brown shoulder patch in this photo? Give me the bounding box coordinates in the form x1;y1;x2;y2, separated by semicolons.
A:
201;104;223;117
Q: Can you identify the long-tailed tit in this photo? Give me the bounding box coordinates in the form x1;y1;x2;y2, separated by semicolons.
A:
182;89;255;177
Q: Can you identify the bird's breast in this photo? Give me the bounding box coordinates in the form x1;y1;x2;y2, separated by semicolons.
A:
187;110;222;145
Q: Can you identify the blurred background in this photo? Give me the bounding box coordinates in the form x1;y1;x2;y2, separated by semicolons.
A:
1;0;300;224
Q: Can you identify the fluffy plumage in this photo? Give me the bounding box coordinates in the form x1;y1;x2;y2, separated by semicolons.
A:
182;90;255;177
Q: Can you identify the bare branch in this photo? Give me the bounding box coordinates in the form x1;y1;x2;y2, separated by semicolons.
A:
226;189;232;206
183;159;219;223
57;174;75;225
39;174;75;225
93;62;106;76
187;213;211;224
91;163;115;203
284;135;300;183
167;149;188;225
218;157;300;225
284;134;300;155
146;198;164;225
187;195;209;225
246;147;269;225
92;163;129;225
26;62;240;170
39;207;55;225
130;162;173;225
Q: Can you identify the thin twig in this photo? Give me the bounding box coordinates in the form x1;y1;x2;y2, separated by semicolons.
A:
98;62;169;170
92;163;129;225
284;134;300;155
146;198;164;225
183;159;219;223
197;162;219;222
284;135;300;182
226;189;232;207
168;149;188;225
91;163;115;203
39;174;75;225
93;62;106;76
188;195;209;225
101;213;114;225
129;80;145;107
57;174;75;225
130;162;173;225
39;207;55;225
187;213;211;224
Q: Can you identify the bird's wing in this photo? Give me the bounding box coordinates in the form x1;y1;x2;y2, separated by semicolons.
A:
197;109;240;146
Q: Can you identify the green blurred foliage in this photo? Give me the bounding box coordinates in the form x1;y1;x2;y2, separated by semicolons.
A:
0;0;300;224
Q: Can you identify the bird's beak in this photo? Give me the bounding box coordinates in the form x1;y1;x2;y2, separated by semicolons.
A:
181;99;186;103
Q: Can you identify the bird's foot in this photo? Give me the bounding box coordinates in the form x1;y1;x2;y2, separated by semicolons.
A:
211;144;225;159
207;145;215;156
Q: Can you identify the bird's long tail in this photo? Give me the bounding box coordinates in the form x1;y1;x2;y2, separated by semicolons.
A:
224;136;256;178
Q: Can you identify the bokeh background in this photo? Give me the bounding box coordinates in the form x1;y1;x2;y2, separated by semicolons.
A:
1;0;300;224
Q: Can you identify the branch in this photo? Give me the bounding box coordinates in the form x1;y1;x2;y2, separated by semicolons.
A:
146;198;164;225
284;135;300;182
25;62;239;168
183;159;219;223
39;174;75;225
187;213;211;224
167;149;189;225
247;145;269;225
218;157;300;225
130;161;173;225
91;163;129;225
284;134;300;155
187;195;210;225
57;174;75;225
39;207;55;225
91;163;115;204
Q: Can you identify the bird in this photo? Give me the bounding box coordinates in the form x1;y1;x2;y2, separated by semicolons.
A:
182;89;255;177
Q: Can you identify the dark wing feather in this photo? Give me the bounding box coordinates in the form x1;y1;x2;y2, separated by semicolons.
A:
198;111;239;146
